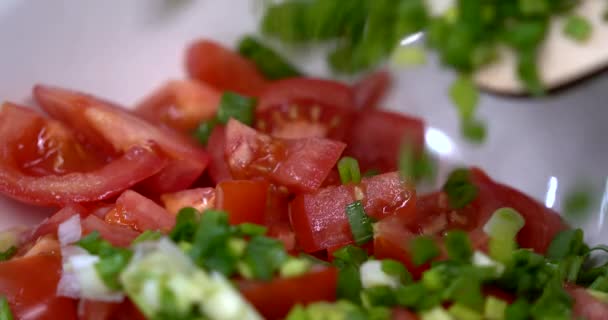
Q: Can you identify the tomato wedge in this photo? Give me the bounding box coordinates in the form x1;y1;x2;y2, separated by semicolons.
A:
81;215;140;247
345;109;425;173
225;119;345;193
0;255;78;320
239;267;338;320
33;85;210;194
160;188;216;215
567;285;608;320
134;79;221;133
216;180;269;225
353;70;392;110
207;125;233;184
290;172;416;252
185;40;268;97
104;190;175;232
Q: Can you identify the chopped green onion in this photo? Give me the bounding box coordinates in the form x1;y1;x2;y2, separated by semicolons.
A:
396;283;429;309
443;168;478;209
410;236;440;266
529;279;573;319
563;187;593;222
420;307;452;320
0;296;13;320
381;259;412;285
564;15;593;42
589;275;608;292
332;245;369;267
0;246;16;262
193;118;218;146
546;229;587;261
445;276;484;310
280;257;312;278
169;207;200;243
242;236;288;280
337;264;363;303
483;208;525;239
77;231;133;290
460;118;487;144
484;296;507;320
587;289;608;303
132;230;163;244
216;92;256;126
338;157;362;184
237;36;302;80
189;210;238;276
361;286;398;308
448;303;483;320
518;0;549;16
445;230;473;263
345;201;374;246
450;75;478;120
399;144;437;182
236;223;268;237
504;299;530;320
559;255;584;283
391;46;427;67
360;260;401;289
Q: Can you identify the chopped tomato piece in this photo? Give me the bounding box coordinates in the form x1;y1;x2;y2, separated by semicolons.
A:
392;308;419;320
134;79;221;133
33;85;210;194
185;40;268;97
28;204;88;242
345;110;424;173
79;300;120;320
225;119;345;193
0;255;78;320
353;70;392;110
257;78;354;112
290;172;416;252
207;125;232;183
104;190;175;232
160;188;216;215
373;215;425;277
239;267;338;320
567;285;608;320
81;215;139;247
216;180;269;225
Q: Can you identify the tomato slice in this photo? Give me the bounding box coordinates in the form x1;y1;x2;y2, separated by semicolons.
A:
0;255;78;320
134;80;221;133
160;188;216;215
104;190;175;232
33;85;210;194
185;40;268;97
207;125;233;184
567;285;608;320
225;119;345;193
239;267;338;320
81;215;140;247
290;172;416;253
353;70;392;110
345;109;425;173
216;180;269;225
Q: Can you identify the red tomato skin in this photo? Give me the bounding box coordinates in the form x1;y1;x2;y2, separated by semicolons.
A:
185;40;268;97
290;172;416;253
258;78;354;112
353;70;392;110
160;188;216;215
225;119;346;193
392;308;419;320
81;215;140;247
33;85;210;194
216;180;269;225
345;110;424;173
108;190;175;232
0;255;78;320
27;204;88;242
239;267;338;320
134;80;221;133
79;300;120;320
207;125;233;184
567;285;608;320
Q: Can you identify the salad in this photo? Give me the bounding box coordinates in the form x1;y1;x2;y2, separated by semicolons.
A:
0;38;606;320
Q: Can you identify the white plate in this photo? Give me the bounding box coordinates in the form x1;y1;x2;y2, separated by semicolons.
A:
0;0;607;243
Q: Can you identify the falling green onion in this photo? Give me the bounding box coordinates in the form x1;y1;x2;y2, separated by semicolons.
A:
193;118;218;146
338;157;362;184
445;230;473;263
443;168;479;209
241;236;288;280
237;36;302;80
216;92;256;126
345;201;374;246
0;296;13;320
564;15;593;42
483;208;525;263
391;46;427;67
410;236;440;266
169;207;200;243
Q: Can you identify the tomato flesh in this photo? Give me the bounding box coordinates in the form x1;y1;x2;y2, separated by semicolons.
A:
225;119;345;193
134;80;221;133
239;267;338;320
353;70;392;110
216;180;269;225
206;125;233;184
290;172;416;252
104;190;175;232
160;188;216;215
81;215;140;247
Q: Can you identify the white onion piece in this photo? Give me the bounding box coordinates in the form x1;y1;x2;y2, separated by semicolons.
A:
57;215;82;246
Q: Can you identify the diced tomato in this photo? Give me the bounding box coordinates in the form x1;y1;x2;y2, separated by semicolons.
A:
290;172;416;252
345;110;424;173
353;70;392;110
239;267;338;320
264;186;296;252
207;125;232;183
567;285;608;320
134;80;221;133
392;308;419;320
216;180;269;225
373;215;425;278
33;85;210;194
257;78;354;112
0;255;78;320
160;188;216;215
28;204;88;242
79;300;120;320
104;190;175;232
225;119;345;193
81;215;139;247
185;40;268;97
0;103;167;206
